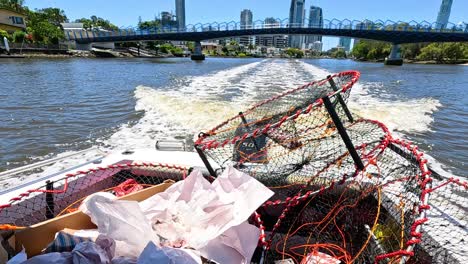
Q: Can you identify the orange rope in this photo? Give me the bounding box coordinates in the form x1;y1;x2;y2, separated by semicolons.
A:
0;224;26;231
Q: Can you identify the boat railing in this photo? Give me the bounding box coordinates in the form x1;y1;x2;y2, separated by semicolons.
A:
0;148;106;182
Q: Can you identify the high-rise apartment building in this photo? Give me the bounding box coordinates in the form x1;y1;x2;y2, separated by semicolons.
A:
289;0;306;48
239;9;254;46
436;0;453;29
306;6;323;47
175;0;185;30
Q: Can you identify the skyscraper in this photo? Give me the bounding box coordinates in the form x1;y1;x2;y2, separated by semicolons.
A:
338;37;352;52
436;0;453;29
306;6;323;47
289;0;306;48
239;9;254;46
175;0;185;30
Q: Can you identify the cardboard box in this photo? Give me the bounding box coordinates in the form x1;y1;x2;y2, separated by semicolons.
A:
12;181;173;258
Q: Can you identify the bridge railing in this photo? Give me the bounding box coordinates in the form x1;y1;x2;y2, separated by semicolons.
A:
65;19;468;41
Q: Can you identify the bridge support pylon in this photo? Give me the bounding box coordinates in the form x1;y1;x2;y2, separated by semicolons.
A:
191;41;205;61
75;42;92;51
384;44;403;66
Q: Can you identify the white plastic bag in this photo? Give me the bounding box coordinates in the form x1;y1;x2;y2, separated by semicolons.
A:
80;193;159;258
139;166;273;263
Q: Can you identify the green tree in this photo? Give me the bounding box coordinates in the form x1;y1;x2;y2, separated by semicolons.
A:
159;43;172;53
170;46;184;56
366;48;378;60
138;20;161;31
442;43;464;61
0;0;25;11
417;43;444;62
0;29;11;41
75;16;118;31
351;40;391;61
286;48;304;58
222;46;228;55
351;41;370;59
26;8;67;44
186;41;195;52
12;30;25;42
401;43;428;60
332;49;347;58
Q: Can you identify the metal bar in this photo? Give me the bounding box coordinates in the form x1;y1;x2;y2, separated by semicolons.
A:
388;142;442;180
327;75;354;122
323;96;364;170
239;112;260;151
45;181;54;219
0;148;104;179
195;146;216;177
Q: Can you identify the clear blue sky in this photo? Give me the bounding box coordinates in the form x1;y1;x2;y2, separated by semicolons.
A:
27;0;467;49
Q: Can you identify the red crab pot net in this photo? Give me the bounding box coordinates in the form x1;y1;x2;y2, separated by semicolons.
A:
194;71;393;208
415;174;467;264
258;139;432;264
0;163;188;228
195;71;362;183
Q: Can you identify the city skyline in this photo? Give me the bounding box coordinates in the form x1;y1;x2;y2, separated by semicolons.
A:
27;0;467;50
29;0;467;27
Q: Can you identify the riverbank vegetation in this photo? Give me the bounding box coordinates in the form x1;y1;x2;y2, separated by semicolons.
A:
1;0;117;46
285;48;304;58
75;16;118;31
352;40;468;63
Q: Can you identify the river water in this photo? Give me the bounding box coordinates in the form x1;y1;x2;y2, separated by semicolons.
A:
0;58;466;186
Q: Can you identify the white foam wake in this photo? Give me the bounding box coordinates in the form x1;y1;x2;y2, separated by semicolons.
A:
299;61;442;134
0;60;454;189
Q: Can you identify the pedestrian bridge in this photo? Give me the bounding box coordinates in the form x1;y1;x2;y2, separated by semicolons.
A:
67;18;468;44
66;18;468;64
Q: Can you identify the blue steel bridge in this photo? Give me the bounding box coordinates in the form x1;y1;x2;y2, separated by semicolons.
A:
66;18;468;63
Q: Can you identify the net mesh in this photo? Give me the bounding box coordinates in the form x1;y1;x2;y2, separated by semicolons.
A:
0;163;187;227
195;71;361;180
1;70;466;263
194;71;467;263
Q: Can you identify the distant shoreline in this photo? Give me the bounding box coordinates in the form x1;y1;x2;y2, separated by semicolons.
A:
4;52;468;65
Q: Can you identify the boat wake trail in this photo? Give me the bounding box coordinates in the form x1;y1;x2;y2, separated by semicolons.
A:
0;59;454;190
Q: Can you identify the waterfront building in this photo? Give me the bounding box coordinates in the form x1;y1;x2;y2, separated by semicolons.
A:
175;0;185;30
305;6;323;45
0;7;25;33
255;17;288;48
161;11;173;26
201;41;223;54
436;0;453;29
239;9;254;46
289;0;306;48
308;41;323;52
